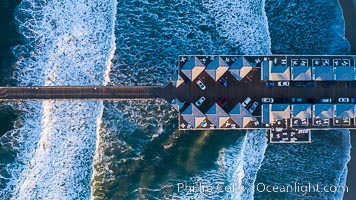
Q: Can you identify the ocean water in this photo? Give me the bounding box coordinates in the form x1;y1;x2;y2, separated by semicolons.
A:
0;0;116;199
0;0;352;200
92;0;270;199
255;130;351;199
265;0;350;54
259;1;351;199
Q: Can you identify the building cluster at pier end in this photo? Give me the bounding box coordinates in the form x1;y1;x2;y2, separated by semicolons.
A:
172;55;356;143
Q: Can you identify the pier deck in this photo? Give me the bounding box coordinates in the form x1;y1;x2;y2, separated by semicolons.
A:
0;85;175;101
1;55;356;143
175;55;356;143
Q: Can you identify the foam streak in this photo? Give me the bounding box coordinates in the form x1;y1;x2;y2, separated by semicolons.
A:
0;0;117;199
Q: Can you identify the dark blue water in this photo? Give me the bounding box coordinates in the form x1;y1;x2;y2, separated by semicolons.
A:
258;1;351;199
265;0;350;54
93;0;351;199
0;0;353;199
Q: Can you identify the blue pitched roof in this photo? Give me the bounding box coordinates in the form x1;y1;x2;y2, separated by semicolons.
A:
335;66;355;80
313;66;333;80
335;104;354;118
292;65;311;80
292;104;312;118
313;104;333;119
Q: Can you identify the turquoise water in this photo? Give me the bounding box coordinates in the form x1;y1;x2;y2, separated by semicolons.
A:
255;130;350;199
0;0;353;199
93;0;351;199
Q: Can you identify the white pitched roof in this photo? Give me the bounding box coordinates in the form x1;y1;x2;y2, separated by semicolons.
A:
271;104;290;121
312;66;333;80
270;65;290;80
173;74;184;88
334;104;354;118
229;103;252;127
181;57;205;81
292;66;311;80
229;57;252;80
181;104;206;128
205;57;229;81
313;104;333;119
243;117;257;127
292;104;312;119
205;103;230;127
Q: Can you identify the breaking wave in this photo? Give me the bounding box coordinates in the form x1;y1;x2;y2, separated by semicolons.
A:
169;130;268;200
233;130;268;200
90;0;272;199
0;0;116;199
255;130;351;199
0;0;351;199
203;0;271;55
334;129;351;200
265;0;350;54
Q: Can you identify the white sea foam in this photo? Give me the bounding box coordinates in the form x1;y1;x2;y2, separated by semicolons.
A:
165;130;267;200
203;0;271;54
91;99;177;199
202;1;271;199
90;0;272;198
15;100;101;199
328;0;350;54
0;0;117;199
233;130;268;200
265;0;350;54
334;129;351;199
91;0;117;199
0;101;43;198
171;136;244;199
218;130;268;200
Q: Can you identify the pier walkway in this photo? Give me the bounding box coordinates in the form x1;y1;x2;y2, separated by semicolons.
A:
0;85;176;101
1;55;356;143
